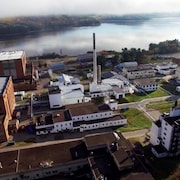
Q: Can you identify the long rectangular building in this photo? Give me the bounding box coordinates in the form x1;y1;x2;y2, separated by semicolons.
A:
0;132;154;180
36;102;127;135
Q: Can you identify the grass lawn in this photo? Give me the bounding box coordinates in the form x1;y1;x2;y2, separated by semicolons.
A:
117;108;152;132
146;101;174;113
124;88;169;103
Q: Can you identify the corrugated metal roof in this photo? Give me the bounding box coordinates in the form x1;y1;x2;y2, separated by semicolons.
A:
63;89;84;99
0;51;24;61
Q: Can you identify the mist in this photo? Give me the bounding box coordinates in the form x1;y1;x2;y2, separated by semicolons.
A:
0;0;180;18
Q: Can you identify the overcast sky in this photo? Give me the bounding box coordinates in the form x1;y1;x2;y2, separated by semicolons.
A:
1;0;180;18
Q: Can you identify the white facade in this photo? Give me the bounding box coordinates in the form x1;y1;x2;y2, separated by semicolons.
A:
49;93;63;108
150;122;161;146
155;63;177;75
72;110;113;122
49;75;91;109
134;79;158;92
36;101;127;135
123;66;155;80
50;74;80;86
102;78;124;88
79;118;127;132
150;107;180;158
89;83;114;98
137;83;158;92
36;120;73;135
49;89;91;109
108;100;118;110
161;119;174;151
89;79;130;99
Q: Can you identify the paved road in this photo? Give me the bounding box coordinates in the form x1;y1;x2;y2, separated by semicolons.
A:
118;95;179;121
0;128;150;153
3;94;177;152
122;129;149;139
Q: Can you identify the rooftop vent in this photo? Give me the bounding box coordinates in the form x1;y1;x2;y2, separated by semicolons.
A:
113;132;120;140
40;160;54;168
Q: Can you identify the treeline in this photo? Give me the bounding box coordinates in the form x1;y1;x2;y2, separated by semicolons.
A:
0;15;100;38
149;39;180;54
121;48;146;64
100;14;150;25
120;39;180;63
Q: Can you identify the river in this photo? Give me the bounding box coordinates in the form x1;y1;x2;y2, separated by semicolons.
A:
1;15;180;57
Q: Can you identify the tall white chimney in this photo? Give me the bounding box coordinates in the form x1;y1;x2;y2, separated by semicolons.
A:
93;33;97;84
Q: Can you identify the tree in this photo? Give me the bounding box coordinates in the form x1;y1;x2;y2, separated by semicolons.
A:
111;54;120;66
97;55;106;68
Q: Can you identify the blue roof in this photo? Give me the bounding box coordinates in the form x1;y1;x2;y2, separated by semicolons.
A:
50;62;65;71
0;77;9;94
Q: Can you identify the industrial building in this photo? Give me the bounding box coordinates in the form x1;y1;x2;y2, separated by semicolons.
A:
0;51;27;79
122;64;155;80
48;74;91;109
89;33;133;99
155;63;177;75
0;76;16;142
0;50;36;91
0;131;154;180
133;78;158;92
150;102;180;158
36;101;127;135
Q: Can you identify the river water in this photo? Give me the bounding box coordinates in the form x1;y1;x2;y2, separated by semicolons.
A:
1;15;180;57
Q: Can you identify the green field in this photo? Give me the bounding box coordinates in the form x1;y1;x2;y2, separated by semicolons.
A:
146;101;175;113
123;88;169;103
117;108;152;132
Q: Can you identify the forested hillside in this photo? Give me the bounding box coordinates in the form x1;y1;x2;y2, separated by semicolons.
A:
0;15;100;38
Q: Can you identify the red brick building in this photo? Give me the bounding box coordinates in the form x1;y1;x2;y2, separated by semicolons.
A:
0;76;15;142
0;51;26;79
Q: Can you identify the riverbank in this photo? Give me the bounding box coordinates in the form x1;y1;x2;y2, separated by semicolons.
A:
0;15;100;40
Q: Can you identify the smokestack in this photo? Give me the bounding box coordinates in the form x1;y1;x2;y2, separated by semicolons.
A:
93;33;97;84
97;65;101;84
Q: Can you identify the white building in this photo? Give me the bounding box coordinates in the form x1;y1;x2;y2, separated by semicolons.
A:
0;131;154;180
114;61;138;73
89;33;133;99
48;85;91;109
122;64;155;80
155;63;177;75
133;78;158;92
49;74;80;86
150;103;180;158
36;110;73;135
48;74;91;109
36;101;127;135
